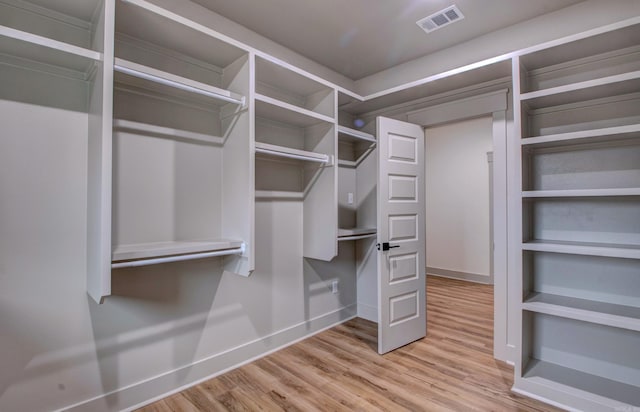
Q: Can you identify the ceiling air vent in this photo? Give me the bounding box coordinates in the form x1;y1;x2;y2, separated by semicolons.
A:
417;5;464;34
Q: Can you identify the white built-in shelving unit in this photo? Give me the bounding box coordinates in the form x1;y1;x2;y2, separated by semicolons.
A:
513;21;640;411
0;0;104;76
108;0;253;279
336;92;379;322
0;0;116;304
254;56;337;260
336;93;378;243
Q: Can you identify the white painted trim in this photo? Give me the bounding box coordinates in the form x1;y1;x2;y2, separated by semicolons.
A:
407;89;508;127
62;305;357;412
411;89;510;362
491;109;509;363
427;269;492;285
357;302;378;323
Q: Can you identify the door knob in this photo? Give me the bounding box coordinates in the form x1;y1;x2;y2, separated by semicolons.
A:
377;242;400;251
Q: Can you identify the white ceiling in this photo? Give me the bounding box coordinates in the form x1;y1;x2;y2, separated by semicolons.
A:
192;0;585;80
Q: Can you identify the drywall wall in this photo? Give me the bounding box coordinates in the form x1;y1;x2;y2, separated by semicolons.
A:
0;69;356;411
425;116;493;283
356;0;640;96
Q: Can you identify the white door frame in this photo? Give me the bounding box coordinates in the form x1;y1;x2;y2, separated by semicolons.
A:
406;89;514;363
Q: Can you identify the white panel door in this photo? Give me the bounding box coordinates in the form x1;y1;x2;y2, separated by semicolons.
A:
377;116;426;354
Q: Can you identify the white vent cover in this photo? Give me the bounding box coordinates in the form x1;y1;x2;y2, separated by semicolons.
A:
417;5;464;33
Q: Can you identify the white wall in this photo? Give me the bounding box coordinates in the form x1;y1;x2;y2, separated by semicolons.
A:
0;68;356;411
425;116;493;283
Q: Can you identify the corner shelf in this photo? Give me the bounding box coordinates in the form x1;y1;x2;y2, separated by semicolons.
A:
337;125;376;143
337;125;376;168
523;292;640;332
337;227;377;241
112;239;244;268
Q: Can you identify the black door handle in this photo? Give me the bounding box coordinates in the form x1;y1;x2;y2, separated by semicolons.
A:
377;242;400;251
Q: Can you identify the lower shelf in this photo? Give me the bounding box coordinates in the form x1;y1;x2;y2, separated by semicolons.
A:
522;240;640;259
337;227;377;241
112;239;244;268
523;292;640;332
518;359;640;409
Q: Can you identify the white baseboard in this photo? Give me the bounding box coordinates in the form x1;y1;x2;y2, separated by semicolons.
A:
357;302;377;323
427;267;492;285
64;304;357;412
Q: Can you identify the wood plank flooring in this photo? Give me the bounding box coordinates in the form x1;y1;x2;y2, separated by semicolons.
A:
138;276;559;411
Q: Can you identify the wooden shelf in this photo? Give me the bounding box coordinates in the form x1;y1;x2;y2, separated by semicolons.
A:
114;58;244;106
255;94;334;127
113;119;224;145
0;25;99;75
112;239;243;262
521;124;640;147
337;125;376;143
522;240;640;259
518;359;640;409
522;188;640;198
255;142;331;164
523;292;640;332
520;71;640;109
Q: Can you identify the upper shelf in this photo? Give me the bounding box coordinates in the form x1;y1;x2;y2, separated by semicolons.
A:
521;124;640;147
114;58;244;107
520;23;640;72
255;94;334;127
0;0;102;76
256;56;335;119
116;0;246;71
520;70;640;109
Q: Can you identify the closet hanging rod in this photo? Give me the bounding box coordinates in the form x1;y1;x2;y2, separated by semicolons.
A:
255;147;330;164
114;64;245;106
111;246;244;269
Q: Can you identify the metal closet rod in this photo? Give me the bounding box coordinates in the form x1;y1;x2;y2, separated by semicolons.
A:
112;246;244;269
255;147;330;164
114;64;245;106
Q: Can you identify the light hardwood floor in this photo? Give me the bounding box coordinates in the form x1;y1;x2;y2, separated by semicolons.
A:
138;276;559;411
